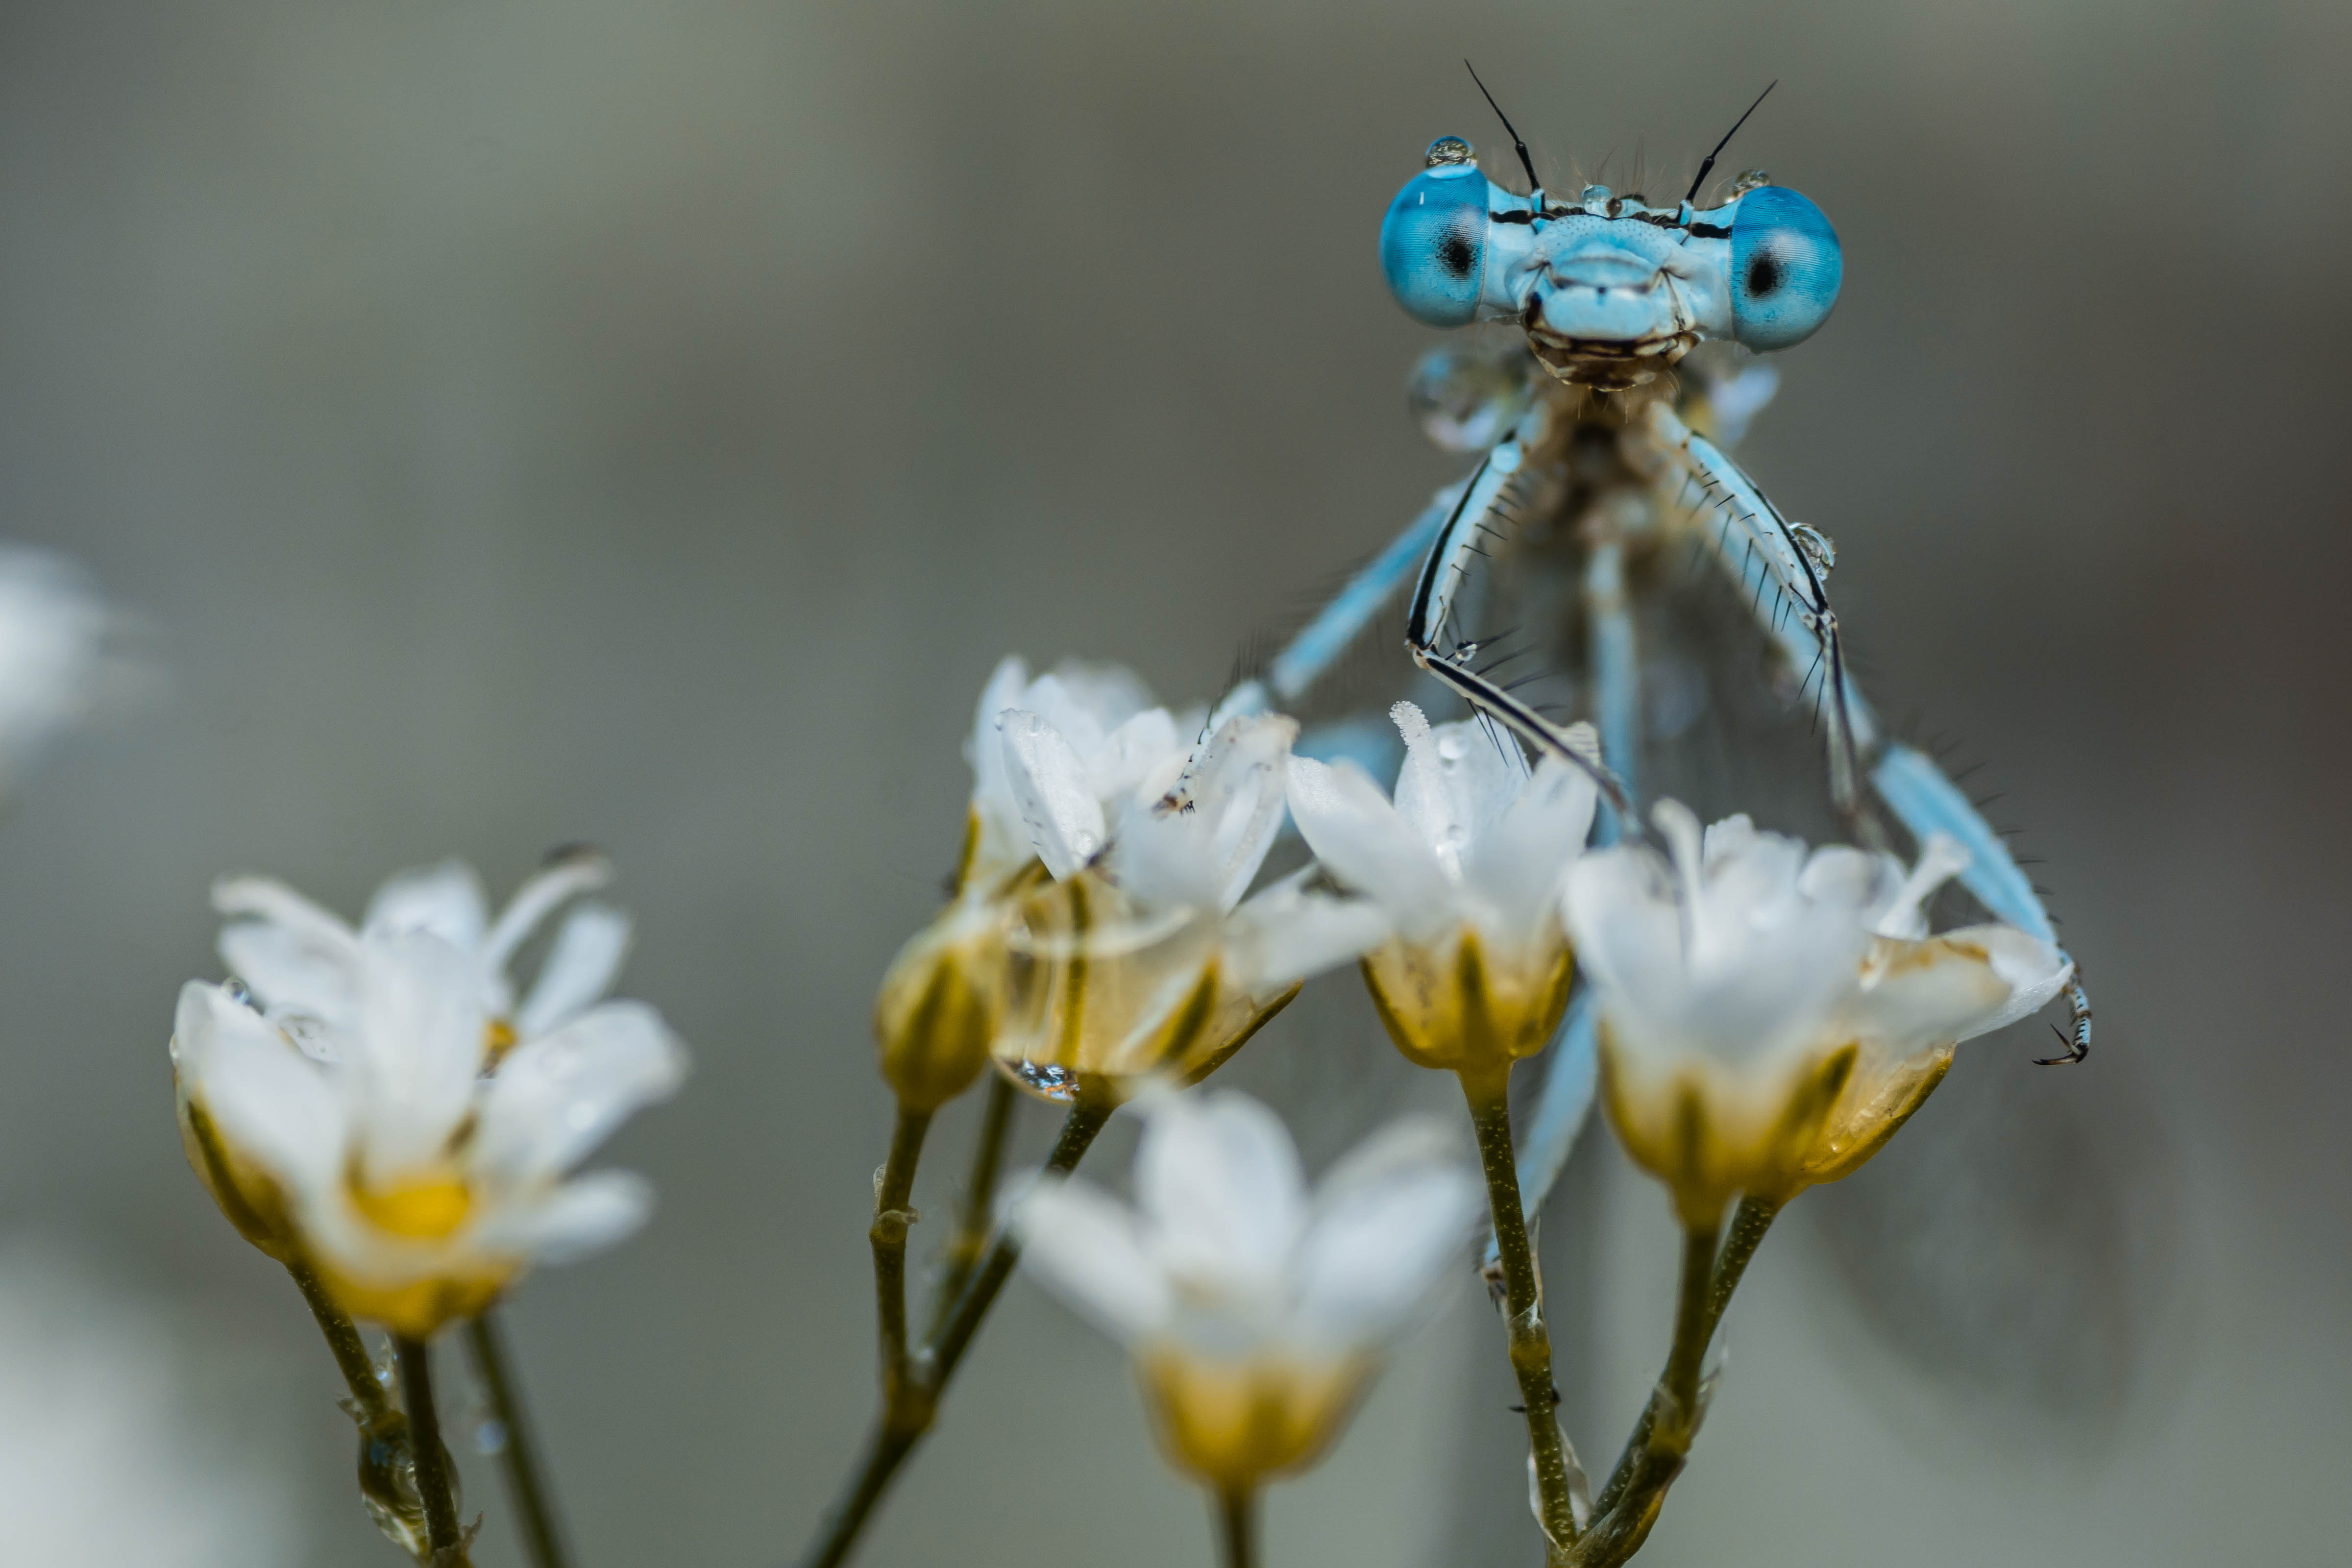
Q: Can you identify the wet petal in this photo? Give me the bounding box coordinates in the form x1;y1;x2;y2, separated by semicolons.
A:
176;982;345;1189
347;933;488;1175
1286;756;1451;933
476;1002;686;1182
1390;705;1518;880
1000;710;1108;879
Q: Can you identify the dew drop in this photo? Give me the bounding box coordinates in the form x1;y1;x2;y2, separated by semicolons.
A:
1006;1062;1080;1102
222;977;254;1009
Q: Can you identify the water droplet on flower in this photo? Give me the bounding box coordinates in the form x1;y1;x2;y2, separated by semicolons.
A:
222;977;254;1009
1007;1062;1080;1101
1435;734;1467;763
278;1012;339;1063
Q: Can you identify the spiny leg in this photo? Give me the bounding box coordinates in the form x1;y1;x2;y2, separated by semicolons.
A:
1622;400;1875;823
1404;426;1636;821
1872;744;2092;1062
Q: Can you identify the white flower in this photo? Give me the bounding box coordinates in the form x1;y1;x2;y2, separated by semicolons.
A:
1564;801;2071;1211
989;708;1384;1099
1286;703;1596;1083
0;545;129;786
1014;1090;1482;1487
962;654;1184;895
0;1239;297;1568
172;859;686;1335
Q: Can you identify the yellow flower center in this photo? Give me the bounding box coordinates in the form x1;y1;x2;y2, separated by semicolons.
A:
484;1018;519;1063
351;1173;473;1239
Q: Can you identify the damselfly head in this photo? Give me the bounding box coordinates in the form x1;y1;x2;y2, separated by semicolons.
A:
1378;147;1844;390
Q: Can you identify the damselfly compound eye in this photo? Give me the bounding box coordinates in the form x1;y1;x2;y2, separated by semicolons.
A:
1379;144;1494;328
1729;185;1843;352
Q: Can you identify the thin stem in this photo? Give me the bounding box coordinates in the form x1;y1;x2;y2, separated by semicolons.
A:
797;1083;1117;1568
923;1074;1017;1344
465;1312;572;1568
285;1256;391;1423
1573;1210;1724;1568
1585;1195;1782;1529
872;1103;935;1399
1216;1484;1259;1568
393;1335;468;1567
1460;1070;1581;1563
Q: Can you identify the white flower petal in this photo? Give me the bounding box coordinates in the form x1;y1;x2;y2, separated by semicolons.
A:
1089;707;1186;806
1000;710;1109;879
515;903;633;1036
1135;1092;1306;1294
476;1002;686;1182
347;934;487;1176
1955;925;2072;1041
1014;1176;1175;1344
472;1171;654;1265
211;877;356;958
482;852;611;974
1390;705;1519;881
361;861;490;950
175;982;344;1189
1463;754;1595;947
217;920;355;1024
1285;756;1452;933
1294;1123;1481;1346
1112;714;1294;911
1222;871;1388;992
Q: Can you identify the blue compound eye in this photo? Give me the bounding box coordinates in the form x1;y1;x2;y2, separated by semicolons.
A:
1730;186;1842;352
1379;141;1494;328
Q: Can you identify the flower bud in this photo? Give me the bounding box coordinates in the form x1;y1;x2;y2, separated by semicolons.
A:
875;901;1008;1113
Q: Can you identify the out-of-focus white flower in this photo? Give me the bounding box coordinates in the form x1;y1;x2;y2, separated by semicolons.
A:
172;859;686;1336
0;545;129;787
1015;1090;1481;1488
1565;802;2071;1215
989;708;1384;1101
1287;703;1596;1086
0;1239;297;1568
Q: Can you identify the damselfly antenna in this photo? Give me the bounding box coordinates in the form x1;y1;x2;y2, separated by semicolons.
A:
1465;60;1542;201
1684;79;1778;204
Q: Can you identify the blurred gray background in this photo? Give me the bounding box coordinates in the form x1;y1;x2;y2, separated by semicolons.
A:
0;0;2343;1563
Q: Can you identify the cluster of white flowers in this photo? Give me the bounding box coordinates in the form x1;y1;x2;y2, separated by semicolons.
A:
132;641;2080;1566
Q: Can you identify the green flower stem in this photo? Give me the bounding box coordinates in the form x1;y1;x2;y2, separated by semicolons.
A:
1584;1194;1781;1532
1216;1484;1260;1568
1704;1195;1780;1340
464;1311;572;1568
1573;1206;1730;1568
871;1103;935;1402
923;1074;1016;1345
798;1081;1117;1568
1460;1069;1582;1563
285;1256;390;1423
393;1334;471;1568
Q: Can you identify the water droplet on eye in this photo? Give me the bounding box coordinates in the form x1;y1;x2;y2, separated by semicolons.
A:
1007;1062;1079;1101
222;978;254;1009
